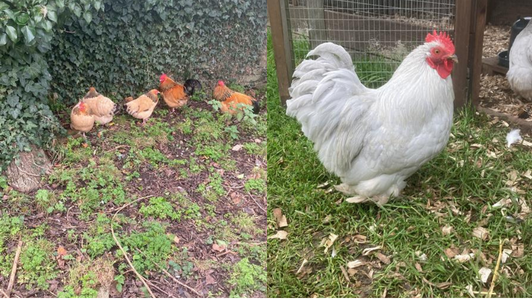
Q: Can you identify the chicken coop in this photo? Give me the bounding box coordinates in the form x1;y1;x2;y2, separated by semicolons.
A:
270;0;532;120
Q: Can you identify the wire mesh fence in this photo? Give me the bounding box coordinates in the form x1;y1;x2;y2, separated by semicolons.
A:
287;0;455;87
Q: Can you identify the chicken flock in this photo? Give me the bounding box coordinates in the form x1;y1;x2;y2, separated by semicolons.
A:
70;74;260;136
287;31;457;205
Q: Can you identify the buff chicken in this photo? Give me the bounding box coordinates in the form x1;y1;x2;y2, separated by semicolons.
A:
286;31;457;205
125;89;159;126
159;74;202;112
70;101;95;138
81;87;116;125
212;81;260;114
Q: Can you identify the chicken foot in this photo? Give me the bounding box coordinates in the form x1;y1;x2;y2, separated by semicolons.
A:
334;183;357;195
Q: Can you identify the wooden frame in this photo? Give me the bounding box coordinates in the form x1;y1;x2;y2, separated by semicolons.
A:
270;0;488;109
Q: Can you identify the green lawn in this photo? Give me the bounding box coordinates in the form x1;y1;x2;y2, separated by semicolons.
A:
267;32;532;297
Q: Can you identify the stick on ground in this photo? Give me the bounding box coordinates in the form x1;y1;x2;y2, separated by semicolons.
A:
488;239;505;298
111;196;155;298
6;238;23;298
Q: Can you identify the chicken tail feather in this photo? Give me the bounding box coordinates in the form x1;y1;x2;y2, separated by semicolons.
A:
184;79;202;96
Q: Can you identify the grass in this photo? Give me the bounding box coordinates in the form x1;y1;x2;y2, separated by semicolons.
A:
0;85;267;297
267;32;532;297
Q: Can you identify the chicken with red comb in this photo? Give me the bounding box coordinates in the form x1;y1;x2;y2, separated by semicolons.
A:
286;31;457;205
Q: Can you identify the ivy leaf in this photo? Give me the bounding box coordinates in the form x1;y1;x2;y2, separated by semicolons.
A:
55;0;65;9
22;26;35;44
83;11;92;24
15;13;30;26
5;26;17;42
94;0;102;11
72;4;82;17
47;10;57;22
0;34;6;46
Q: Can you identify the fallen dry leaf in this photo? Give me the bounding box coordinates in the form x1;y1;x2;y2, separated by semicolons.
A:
268;230;288;240
212;243;227;252
375;252;391;264
353;234;367;244
502;249;513;263
362;246;382;256
441;225;453;236
205;273;216;285
454;253;474;263
444;247;459;258
479;267;492;283
421;277;451;289
415;263;423;273
272;208;288;228
511;243;524;257
173;236;180;244
347;260;365;269
321;233;338;254
493;198;512;208
231;144;243;151
57;246;67;257
472;227;489;240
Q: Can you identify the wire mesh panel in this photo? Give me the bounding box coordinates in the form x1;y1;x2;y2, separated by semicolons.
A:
287;0;455;87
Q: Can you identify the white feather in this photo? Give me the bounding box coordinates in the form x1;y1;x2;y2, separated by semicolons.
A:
506;129;522;147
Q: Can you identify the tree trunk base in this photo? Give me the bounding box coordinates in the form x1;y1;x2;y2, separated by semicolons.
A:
6;146;52;193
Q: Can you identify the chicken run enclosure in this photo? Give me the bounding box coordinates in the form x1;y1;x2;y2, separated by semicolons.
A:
270;0;532;127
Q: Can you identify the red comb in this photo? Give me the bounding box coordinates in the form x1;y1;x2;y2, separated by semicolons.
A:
425;30;455;52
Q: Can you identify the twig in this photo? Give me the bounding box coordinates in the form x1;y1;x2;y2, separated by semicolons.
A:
247;191;266;213
216;250;237;257
108;195;153;213
111;199;155;298
6;238;23;297
488;239;505;298
136;249;201;297
146;280;175;298
0;288;8;298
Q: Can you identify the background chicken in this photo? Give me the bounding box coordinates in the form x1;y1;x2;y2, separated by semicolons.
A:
82;87;116;125
213;81;260;114
70;101;95;138
125;89;159;126
286;31;457;205
159;74;202;112
507;18;532;102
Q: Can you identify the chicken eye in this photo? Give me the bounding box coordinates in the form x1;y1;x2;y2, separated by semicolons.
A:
434;49;440;54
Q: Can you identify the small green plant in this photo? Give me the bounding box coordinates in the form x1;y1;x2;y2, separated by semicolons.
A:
228;258;266;297
139;197;181;221
224;125;240;140
244;178;266;194
18;239;58;290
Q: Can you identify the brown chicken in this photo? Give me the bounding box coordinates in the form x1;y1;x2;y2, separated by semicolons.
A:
81;87;116;125
125;89;159;126
70;101;95;138
159;74;202;112
213;81;260;114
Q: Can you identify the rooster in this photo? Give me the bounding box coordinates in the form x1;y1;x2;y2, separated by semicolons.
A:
81;87;116;125
212;81;260;114
507;18;532;102
158;74;202;112
286;31;457;205
125;89;159;126
70;101;95;138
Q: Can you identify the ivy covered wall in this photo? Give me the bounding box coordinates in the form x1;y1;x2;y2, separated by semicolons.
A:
47;0;268;103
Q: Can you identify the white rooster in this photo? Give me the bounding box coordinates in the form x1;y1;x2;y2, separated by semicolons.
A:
286;31;457;205
507;18;532;102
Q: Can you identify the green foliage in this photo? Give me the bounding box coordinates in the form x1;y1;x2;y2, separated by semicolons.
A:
139;197;181;220
244;178;265;194
119;221;172;276
18;239;58;290
228;258;266;297
0;0;102;172
47;0;267;104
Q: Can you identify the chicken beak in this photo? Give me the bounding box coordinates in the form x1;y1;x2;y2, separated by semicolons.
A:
448;54;458;63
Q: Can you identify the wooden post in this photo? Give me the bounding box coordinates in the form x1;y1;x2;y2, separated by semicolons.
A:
307;0;328;49
452;0;473;109
470;0;488;107
268;0;294;104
